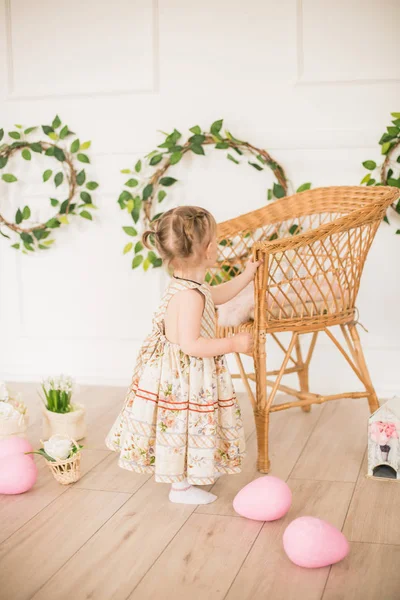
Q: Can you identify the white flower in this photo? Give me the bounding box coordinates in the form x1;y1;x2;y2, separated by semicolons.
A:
42;374;74;394
0;402;19;419
0;381;9;401
44;435;73;461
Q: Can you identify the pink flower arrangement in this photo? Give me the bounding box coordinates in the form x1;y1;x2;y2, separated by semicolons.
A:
369;421;399;445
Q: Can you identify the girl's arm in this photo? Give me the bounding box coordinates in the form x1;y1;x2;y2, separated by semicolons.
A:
177;290;252;357
210;259;262;306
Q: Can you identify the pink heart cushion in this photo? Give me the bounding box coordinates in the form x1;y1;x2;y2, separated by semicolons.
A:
233;476;292;521
0;453;38;494
283;516;349;568
0;436;34;460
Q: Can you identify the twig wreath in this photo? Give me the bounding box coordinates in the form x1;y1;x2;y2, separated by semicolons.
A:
361;111;400;230
118;119;312;271
0;115;98;252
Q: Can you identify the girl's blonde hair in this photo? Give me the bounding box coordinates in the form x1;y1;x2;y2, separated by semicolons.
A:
142;206;216;266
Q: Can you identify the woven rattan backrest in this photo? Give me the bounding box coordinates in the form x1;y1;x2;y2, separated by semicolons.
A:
211;186;399;331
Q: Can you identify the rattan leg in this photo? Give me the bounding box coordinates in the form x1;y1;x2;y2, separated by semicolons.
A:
255;409;270;473
347;323;379;414
295;335;311;413
254;331;269;472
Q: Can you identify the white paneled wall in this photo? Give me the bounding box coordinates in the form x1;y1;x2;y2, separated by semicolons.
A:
0;0;399;396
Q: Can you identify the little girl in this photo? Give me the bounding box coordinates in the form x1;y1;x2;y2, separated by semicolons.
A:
105;206;260;505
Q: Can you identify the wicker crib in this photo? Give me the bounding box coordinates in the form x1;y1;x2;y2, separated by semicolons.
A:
211;186;399;473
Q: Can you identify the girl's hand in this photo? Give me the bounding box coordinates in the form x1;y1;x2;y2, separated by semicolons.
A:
231;332;253;354
244;257;263;280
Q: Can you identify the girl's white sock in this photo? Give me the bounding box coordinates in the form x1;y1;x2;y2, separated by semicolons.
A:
169;479;217;505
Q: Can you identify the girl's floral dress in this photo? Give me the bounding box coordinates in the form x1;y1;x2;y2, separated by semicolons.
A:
105;277;246;485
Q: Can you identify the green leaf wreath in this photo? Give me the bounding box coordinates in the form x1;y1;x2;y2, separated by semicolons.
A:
0;115;99;252
118;119;311;271
361;111;400;230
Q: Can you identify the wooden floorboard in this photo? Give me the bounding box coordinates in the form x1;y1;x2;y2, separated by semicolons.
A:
1;383;398;600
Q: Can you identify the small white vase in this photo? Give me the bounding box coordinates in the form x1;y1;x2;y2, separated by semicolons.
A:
0;413;29;440
41;402;86;441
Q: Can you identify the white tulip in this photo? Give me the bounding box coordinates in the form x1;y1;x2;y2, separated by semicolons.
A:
44;435;73;461
0;402;19;419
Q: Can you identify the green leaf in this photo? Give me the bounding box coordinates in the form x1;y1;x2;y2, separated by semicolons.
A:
170;151;182;165
158;190;166;203
24;126;37;134
191;144;205;155
381;142;391;155
134;241;143;254
54;147;65;162
80;211;92;220
22;149;31;161
80;141;91;150
59;125;69;139
77;153;90;163
361;173;371;184
135;160;142;173
0;156;8;169
215;142;229;149
289;224;300;235
9;131;21;140
257;154;267;164
296;182;311;193
227;154;239;165
48;132;59;141
16;209;23;224
76;170;86;186
2;173;17;183
118;190;133;209
143;257;151;271
11;243;20;249
392;119;400;128
54;172;64;188
86;181;98;190
267;188;273;200
43;169;52;182
70;139;80;153
80;191;92;203
20;232;34;244
366;178;376;186
52;115;61;129
150;154;163;166
132;254;143;269
0;229;10;239
387;126;399;136
388;178;400;188
248;161;263;171
42;239;55;246
0;129;3;141
125;178;139;188
123;242;133;254
362;160;377;170
142;183;154;200
391;112;400;118
273;183;285;198
22;206;31;220
189;134;206;145
45;146;55;156
58;215;69;225
46;218;61;229
189;125;202;135
160;177;177;187
42;125;54;136
120;169;131;174
210;119;223;136
33;229;50;240
30;142;42;153
126;199;134;213
123;226;137;237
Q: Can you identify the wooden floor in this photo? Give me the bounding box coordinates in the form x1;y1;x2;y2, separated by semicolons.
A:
1;383;399;600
